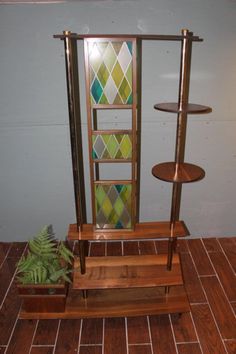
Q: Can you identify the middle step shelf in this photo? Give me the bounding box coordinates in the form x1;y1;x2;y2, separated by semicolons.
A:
73;254;183;290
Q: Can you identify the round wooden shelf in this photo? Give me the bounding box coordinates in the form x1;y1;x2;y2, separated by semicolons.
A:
152;162;205;183
154;102;212;114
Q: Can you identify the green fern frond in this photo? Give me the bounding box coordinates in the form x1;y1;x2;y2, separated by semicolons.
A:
16;225;74;285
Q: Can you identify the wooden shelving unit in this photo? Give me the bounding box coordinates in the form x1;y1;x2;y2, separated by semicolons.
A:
19;29;212;319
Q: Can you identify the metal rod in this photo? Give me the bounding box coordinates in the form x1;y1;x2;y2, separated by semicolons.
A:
135;38;142;223
54;33;203;42
170;29;193;229
168;29;193;271
63;31;88;275
63;31;87;230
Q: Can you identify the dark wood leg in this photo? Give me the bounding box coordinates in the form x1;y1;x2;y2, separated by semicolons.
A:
82;290;88;299
167;237;176;271
79;240;89;274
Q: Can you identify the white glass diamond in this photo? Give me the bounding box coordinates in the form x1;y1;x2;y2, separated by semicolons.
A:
117;43;132;73
103;76;118;104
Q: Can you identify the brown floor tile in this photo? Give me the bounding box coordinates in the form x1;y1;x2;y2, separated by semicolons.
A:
0;243;11;266
7;243;27;258
191;304;227;354
5;319;37;354
177;343;202;354
54;319;81;354
80;319;103;345
33;319;59;345
218;238;236;272
107;242;122;256
31;346;54;354
224;339;236;354
200;276;236;339
188;239;215;276
138;241;156;255
180;253;206;304
128;344;152;354
176;239;189;253
209;252;236;302
0;258;17;306
203;238;221;252
149;315;177;354
127;316;150;344
90;242;106;257
123;241;139;255
230;301;236;315
104;318;127;354
0;283;22;345
170;312;197;343
79;345;103;354
1;239;236;353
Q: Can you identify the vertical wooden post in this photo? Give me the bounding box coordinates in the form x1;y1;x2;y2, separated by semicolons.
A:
63;31;88;276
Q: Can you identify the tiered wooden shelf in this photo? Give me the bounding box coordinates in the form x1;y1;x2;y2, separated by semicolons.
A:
152;162;205;183
68;221;189;240
154;102;211;114
19;29;212;319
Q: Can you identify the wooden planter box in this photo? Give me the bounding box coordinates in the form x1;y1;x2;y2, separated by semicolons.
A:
17;282;68;313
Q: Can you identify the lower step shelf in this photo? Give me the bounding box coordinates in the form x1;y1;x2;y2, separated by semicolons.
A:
73;254;183;289
19;285;190;319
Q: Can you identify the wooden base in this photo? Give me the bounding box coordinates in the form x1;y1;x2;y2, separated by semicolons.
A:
68;221;189;241
19;252;190;319
19;285;190;319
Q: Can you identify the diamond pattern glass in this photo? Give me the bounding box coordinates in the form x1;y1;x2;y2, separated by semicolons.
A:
87;40;133;105
92;133;132;160
95;184;132;229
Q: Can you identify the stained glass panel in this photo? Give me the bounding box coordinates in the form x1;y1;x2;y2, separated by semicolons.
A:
95;183;132;229
92;133;132;160
86;40;133;105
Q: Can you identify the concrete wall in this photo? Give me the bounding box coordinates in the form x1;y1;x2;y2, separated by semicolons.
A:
0;0;236;241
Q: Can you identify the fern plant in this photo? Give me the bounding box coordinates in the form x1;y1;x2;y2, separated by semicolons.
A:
16;226;74;285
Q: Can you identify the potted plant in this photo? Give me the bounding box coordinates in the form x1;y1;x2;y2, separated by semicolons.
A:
16;225;74;313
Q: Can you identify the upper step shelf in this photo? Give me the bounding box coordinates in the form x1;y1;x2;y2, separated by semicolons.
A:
68;220;189;241
154;103;212;114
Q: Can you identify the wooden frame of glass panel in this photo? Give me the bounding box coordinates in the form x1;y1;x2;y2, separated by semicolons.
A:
84;37;138;231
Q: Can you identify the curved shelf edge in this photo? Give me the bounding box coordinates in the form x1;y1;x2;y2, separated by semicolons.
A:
154;102;212;114
152;162;205;183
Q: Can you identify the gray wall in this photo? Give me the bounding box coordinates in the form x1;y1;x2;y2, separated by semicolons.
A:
0;0;236;241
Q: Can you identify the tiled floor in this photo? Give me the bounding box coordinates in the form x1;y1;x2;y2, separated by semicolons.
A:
0;237;235;354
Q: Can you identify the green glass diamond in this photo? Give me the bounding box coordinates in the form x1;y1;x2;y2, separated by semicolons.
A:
120;135;132;158
97;62;109;88
107;135;119;158
126;63;132;87
102;196;113;218
114;196;125;217
103;43;117;72
112;61;124;88
95;185;106;206
119;77;131;103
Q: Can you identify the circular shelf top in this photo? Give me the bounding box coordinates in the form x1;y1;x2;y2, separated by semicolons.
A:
152;162;205;183
154;102;212;114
